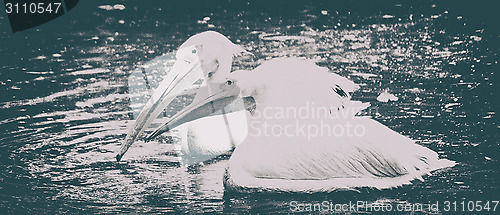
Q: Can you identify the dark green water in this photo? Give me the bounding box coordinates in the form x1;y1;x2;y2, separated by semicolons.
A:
0;0;498;214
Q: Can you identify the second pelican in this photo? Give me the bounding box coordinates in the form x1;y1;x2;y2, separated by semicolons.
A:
147;57;456;192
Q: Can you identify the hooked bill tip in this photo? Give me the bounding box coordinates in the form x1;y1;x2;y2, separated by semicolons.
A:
145;125;171;142
145;132;157;143
116;154;122;162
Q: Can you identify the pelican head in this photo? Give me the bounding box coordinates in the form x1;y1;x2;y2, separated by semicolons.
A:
144;78;249;142
178;31;250;81
116;31;249;161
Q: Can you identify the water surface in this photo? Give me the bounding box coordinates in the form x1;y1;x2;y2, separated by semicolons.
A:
0;1;498;214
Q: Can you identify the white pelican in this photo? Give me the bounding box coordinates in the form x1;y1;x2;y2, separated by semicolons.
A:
119;31;455;192
146;57;456;192
116;31;249;162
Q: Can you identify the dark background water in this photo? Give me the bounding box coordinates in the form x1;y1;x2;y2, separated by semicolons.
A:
0;0;498;214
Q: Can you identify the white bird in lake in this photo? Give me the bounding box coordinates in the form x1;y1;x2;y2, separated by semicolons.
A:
116;31;250;163
143;33;456;192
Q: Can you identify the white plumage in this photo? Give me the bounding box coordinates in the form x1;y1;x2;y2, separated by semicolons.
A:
120;31;456;193
218;58;455;192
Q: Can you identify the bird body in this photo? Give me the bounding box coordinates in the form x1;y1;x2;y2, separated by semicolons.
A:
224;117;454;192
218;58;455;192
174;109;248;166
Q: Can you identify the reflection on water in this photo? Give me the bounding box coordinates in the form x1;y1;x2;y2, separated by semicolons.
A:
0;1;497;214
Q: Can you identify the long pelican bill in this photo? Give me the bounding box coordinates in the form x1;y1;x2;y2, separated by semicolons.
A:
145;81;240;142
116;51;204;162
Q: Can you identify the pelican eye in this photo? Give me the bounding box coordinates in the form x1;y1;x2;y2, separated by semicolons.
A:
226;80;233;86
192;48;197;54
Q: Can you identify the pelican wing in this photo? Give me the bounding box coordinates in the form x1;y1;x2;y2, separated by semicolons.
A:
250;58;369;116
